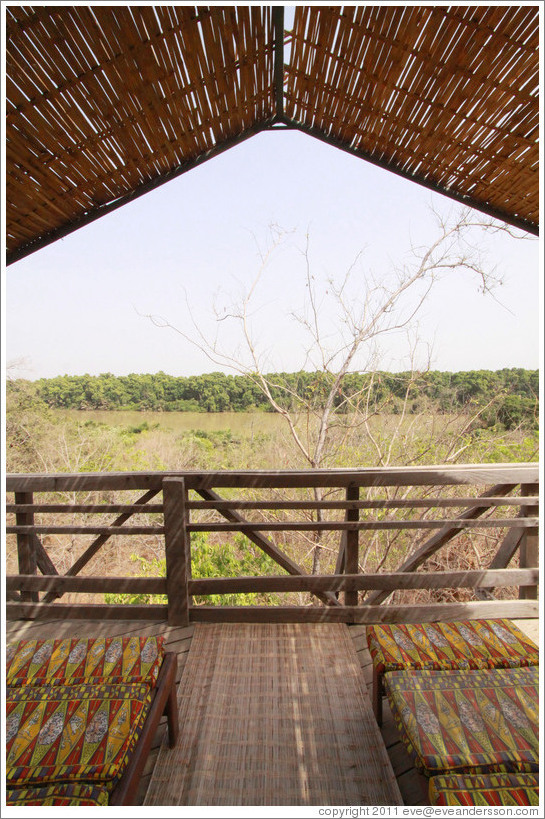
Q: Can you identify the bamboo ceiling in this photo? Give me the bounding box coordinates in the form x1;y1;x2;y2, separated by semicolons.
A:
6;4;540;264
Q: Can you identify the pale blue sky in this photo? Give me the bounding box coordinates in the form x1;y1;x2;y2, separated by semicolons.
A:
4;127;540;380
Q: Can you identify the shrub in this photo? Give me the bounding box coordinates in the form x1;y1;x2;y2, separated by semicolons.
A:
104;533;283;607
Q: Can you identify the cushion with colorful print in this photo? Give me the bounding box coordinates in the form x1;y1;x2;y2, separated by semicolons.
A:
385;666;539;776
6;681;151;791
6;782;110;806
367;620;538;675
6;635;165;688
429;772;539;806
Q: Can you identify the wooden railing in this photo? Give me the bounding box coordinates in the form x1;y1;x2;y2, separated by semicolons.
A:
5;463;539;625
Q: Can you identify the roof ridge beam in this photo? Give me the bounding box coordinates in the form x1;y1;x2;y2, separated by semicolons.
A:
273;6;285;122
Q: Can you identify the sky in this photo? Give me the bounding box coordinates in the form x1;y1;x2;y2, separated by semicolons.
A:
3;110;541;382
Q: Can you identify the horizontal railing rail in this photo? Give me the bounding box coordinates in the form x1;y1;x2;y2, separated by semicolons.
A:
5;463;539;624
5;463;540;492
7;568;538;596
7;517;540;535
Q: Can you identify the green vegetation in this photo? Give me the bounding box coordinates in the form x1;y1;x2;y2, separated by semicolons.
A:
6;369;538;478
5;372;538;608
105;534;283;607
5;368;538;478
13;367;539;431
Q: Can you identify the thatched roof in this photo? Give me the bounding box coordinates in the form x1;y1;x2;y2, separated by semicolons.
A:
6;4;539;265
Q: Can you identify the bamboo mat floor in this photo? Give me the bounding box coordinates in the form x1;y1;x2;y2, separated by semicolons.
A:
144;623;403;806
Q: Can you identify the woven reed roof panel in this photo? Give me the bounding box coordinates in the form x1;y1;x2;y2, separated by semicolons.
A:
285;5;539;230
6;5;275;258
6;5;539;263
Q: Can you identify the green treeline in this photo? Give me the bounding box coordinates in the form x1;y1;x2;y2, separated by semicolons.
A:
16;368;539;430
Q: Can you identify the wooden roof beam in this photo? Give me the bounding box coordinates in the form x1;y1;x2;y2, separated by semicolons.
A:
273;5;285;123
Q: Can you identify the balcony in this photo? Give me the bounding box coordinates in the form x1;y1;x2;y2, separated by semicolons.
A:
5;463;539;805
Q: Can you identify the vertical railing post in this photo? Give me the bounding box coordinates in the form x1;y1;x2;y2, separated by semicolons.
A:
163;477;191;625
15;491;38;603
334;532;346;601
519;483;538;600
344;484;359;606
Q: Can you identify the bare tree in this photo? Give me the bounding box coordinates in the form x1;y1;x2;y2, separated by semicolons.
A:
145;207;531;572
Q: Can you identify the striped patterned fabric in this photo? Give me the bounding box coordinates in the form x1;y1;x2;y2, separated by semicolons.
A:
385;666;539;777
429;773;539;806
367;620;538;675
6;681;151;791
6;636;165;688
6;782;110;806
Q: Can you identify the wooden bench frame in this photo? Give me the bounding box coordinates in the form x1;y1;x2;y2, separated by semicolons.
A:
109;651;179;805
372;665;387;726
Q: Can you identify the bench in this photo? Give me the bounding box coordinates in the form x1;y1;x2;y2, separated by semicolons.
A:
366;619;539;724
5;636;178;806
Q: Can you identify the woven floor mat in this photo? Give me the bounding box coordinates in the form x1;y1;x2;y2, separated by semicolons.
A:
144;623;402;806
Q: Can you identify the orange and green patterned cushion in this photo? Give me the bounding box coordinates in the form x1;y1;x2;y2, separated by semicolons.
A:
6;782;110;806
429;773;539;806
6;635;165;688
366;620;538;675
6;681;152;791
385;666;538;777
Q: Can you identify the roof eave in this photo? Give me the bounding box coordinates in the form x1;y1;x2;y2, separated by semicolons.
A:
6;119;276;266
285;118;538;237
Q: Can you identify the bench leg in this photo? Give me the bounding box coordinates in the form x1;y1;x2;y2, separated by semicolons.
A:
165;681;179;748
372;666;383;725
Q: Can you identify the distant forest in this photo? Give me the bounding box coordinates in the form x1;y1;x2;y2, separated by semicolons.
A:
14;368;538;430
